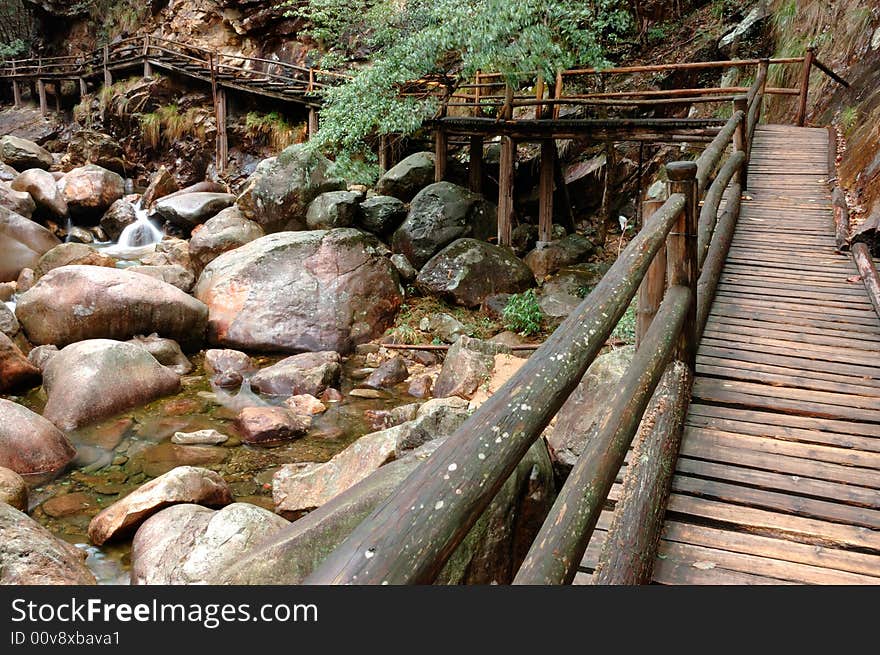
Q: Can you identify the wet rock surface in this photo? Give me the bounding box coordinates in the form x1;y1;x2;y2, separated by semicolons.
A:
0;397;76;479
0;205;61;281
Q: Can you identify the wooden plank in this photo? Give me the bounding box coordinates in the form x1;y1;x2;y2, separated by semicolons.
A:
687;402;880;441
697;361;880;398
717;282;873;306
683;425;880;472
659;529;880;583
701;331;880;368
664;492;880;550
707;306;880;336
708;297;879;325
676;457;880;509
671;474;880;530
694;375;880;413
709;301;880;332
653;557;796;585
661;521;880;579
705;317;880;348
698;341;880;379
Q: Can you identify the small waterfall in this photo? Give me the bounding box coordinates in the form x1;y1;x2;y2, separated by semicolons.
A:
100;202;164;260
64;217;74;243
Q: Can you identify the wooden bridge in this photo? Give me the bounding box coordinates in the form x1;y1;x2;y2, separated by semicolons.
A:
5;40;876;584
1;36;347;169
297;54;879;586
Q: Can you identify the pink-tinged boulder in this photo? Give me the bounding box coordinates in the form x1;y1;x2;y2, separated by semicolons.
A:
0;398;76;479
0;135;52;171
87;466;233;545
11;168;67;218
194;228;403;354
236;406;311;445
284;394;326;416
0;206;61;281
33;242;116;279
0;331;41;393
0;180;36;217
15;265;207;347
0;504;96;585
250;351;341;396
130;503;288;584
189;206;264;267
204;348;255;388
58;164;125;219
0;466;27;510
42;340;181;432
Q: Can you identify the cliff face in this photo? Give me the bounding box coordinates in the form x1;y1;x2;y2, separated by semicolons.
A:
25;0;311;67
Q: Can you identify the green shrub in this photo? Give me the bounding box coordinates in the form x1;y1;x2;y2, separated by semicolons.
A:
611;300;637;345
503;289;544;336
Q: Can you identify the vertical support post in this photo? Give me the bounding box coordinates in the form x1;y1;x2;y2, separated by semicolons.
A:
795;46;815;127
11;60;21;107
501;83;514;120
308;108;319;139
473;70;481;118
468;135;483;193
497;135;515;247
666;161;698;369
103;45;112;88
598;143;615;246
143;36;152;78
733;94;748;188
378;134;389;173
308;68;315;93
78;77;87;98
757;57;769;126
37;79;47;116
636;198;667;348
538;139;555;244
54;84;61;113
553;71;563;119
434;127;447;182
534;75;545;120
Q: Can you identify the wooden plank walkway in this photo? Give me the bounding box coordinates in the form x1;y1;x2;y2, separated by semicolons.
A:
577;124;880;584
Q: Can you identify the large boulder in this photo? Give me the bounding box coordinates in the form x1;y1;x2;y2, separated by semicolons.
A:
0;466;27;510
204;348;255;388
217;438;554;585
272;397;470;518
66;129;127;173
359;195;406;235
189;206;264;267
236;406;311;445
250;351;341;396
524;234;596;280
33;242;116;279
391;182;496;268
375;151;436;201
236;144;345;232
0;206;61;281
154;192;235;230
0;331;41;393
0;135;52;171
127;334;193;375
0;180;36;217
131;503;289;584
417;238;534;307
141;165;179;208
42;339;181;431
16;265;208;347
306;190;360;229
0;303;19;336
546;346;634;476
11;168;68;218
434;336;511;399
0;398;75;479
88;466;234;545
194;229;402;354
0;504;96;584
58;164;125;220
0;162;19;181
99;198;137;241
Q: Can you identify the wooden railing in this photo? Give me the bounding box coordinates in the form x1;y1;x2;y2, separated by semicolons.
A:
303;72;764;586
0;35;347;103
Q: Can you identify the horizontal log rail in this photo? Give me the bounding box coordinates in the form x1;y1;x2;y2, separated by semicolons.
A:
304;191;687;585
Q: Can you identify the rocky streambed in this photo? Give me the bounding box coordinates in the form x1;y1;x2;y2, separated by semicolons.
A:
0;132;620;586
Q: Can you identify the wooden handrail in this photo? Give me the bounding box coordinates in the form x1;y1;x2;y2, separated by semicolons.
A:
696;109;744;194
304;191;687;585
697;150;745;268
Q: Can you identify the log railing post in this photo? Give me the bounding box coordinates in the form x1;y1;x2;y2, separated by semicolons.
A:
143;36;152;78
103;45;112;88
11;60;21;107
78;77;87;98
497;135;515;247
636;197;667;347
757;58;769;126
538;139;555;244
733;94;749;188
308;108;319;139
473;70;481;118
468;135;483;193
434;127;448;183
215;87;228;173
665;161;698;369
795;46;815;126
553;71;563;119
37;78;47;116
534;74;545;119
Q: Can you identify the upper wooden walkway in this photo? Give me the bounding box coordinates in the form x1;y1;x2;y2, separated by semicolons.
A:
577;124;880;584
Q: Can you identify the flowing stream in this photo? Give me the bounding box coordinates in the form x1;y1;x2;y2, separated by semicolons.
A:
97;202;165;260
